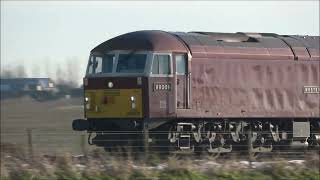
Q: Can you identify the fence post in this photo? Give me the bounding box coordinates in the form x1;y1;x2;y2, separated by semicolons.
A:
80;134;87;155
27;128;34;161
143;119;149;160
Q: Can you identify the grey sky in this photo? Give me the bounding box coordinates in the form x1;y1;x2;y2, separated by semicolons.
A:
1;1;319;84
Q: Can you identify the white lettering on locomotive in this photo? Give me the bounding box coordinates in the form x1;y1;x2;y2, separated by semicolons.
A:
154;83;171;91
303;86;320;94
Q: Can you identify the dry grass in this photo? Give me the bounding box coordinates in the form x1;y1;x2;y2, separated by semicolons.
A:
1;144;319;180
0;96;88;154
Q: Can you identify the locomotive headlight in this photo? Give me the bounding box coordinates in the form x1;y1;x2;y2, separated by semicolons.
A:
108;81;113;88
86;103;91;110
85;97;90;109
130;96;136;102
131;102;136;109
130;96;136;109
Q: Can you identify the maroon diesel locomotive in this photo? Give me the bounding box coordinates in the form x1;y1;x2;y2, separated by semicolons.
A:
73;30;320;155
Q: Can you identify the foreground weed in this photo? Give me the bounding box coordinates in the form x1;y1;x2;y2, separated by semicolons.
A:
159;169;209;180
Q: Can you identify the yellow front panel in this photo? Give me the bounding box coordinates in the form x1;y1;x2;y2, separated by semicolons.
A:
85;89;143;118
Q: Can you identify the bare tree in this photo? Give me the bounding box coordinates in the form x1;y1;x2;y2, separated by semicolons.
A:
65;57;80;87
1;69;15;78
55;64;65;84
16;65;27;78
31;64;40;77
44;57;51;79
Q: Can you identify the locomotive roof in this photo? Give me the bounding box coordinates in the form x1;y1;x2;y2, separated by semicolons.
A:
92;30;188;53
92;30;320;61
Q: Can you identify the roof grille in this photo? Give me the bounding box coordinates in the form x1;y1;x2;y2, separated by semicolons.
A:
190;31;258;43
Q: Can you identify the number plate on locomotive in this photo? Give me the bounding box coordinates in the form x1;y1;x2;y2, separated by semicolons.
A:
154;83;172;91
303;86;320;94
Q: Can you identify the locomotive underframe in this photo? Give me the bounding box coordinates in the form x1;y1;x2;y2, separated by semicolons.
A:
74;118;320;154
163;118;320;154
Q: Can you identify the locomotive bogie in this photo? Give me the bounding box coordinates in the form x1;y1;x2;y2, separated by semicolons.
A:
160;119;320;153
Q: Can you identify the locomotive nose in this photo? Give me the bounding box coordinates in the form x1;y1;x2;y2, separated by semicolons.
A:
84;77;143;118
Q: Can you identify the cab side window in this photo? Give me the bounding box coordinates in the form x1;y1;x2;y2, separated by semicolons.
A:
176;55;187;75
87;54;115;74
152;55;171;75
88;56;102;74
95;57;103;73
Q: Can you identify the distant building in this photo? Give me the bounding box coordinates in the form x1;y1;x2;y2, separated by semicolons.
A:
0;78;55;92
0;78;59;101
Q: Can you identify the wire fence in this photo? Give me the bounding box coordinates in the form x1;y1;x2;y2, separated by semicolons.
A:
1;129;319;161
1;129;91;156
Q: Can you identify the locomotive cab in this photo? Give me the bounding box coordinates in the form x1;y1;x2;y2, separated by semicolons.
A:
73;31;191;135
74;52;190;133
84;52;150;120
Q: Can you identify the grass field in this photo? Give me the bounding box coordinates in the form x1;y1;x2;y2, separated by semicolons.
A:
1;96;88;154
1;96;83;132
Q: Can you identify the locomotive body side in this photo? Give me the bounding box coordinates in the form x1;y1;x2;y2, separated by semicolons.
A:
166;33;320;153
172;33;320;118
176;58;320;118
